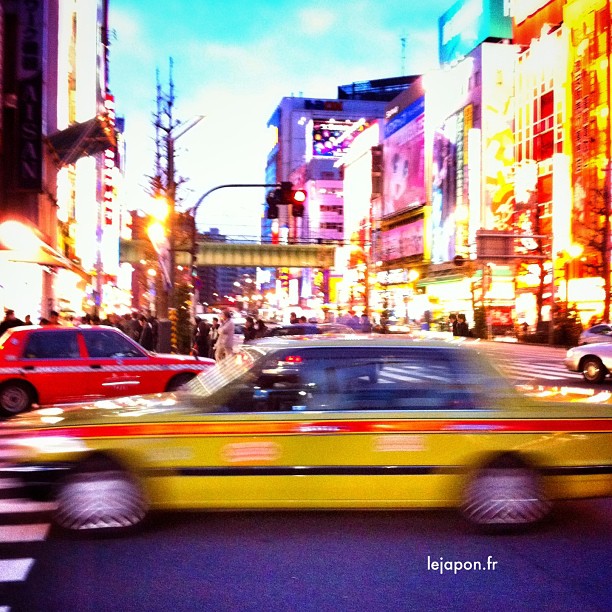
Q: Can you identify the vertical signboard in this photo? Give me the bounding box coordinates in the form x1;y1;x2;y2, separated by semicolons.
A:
382;97;425;216
431;114;459;263
481;43;517;231
17;0;44;190
103;94;116;226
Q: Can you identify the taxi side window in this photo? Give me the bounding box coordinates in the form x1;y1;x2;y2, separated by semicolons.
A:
268;348;479;412
82;329;144;358
23;331;80;359
221;348;485;413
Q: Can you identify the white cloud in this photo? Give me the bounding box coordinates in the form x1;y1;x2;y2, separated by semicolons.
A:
297;8;337;35
111;0;451;237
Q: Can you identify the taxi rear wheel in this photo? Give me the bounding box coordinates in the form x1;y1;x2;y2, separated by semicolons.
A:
54;458;148;534
0;381;34;416
581;357;607;383
461;461;550;529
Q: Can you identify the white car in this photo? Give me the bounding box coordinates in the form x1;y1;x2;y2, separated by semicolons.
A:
565;342;612;383
578;323;612;345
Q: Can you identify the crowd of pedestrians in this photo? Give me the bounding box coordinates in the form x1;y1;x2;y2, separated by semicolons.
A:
448;312;471;337
0;307;160;351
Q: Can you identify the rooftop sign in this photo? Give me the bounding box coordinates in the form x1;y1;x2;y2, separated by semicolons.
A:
438;0;512;65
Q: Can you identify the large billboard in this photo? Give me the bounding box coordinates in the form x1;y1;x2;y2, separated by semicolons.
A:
312;118;369;158
481;43;518;231
439;0;512;65
382;97;425;217
431;115;460;264
375;219;424;262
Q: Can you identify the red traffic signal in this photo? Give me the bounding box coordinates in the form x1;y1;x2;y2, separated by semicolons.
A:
290;189;306;217
279;182;306;217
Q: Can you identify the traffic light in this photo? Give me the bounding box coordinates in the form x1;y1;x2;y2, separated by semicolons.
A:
266;189;280;219
291;188;306;217
279;181;307;217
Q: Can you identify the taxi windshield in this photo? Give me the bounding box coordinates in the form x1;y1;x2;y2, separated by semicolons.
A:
184;345;270;398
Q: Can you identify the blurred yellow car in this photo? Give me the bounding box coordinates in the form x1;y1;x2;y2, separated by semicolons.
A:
1;337;610;534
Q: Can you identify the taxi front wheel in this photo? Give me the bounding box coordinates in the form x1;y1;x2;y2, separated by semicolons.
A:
461;463;550;529
54;458;148;534
0;381;34;416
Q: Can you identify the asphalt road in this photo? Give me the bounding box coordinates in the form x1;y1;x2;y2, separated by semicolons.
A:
13;499;612;612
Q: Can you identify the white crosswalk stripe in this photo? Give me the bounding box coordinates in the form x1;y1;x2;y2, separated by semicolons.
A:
0;499;56;513
0;524;50;542
0;478;54;610
0;558;35;583
495;360;583;382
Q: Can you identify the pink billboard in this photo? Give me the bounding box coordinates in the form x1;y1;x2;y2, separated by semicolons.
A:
375;219;424;261
382;97;425;217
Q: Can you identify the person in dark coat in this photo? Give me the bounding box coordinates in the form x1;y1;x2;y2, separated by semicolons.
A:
254;319;267;338
138;314;154;350
0;310;24;336
449;313;459;336
243;316;257;343
194;318;211;357
456;313;470;337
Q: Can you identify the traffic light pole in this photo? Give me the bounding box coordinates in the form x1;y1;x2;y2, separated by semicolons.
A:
188;183;282;318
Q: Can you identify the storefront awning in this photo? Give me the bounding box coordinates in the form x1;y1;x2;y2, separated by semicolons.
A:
46;115;116;167
0;246;91;282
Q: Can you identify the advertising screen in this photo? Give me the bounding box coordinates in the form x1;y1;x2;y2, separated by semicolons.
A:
382;97;425;217
375;219;424;262
312;118;369;158
431;115;459;264
439;0;512;65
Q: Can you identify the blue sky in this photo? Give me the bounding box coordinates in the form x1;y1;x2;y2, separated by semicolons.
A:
109;0;454;237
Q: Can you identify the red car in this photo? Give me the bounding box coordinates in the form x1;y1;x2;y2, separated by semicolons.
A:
0;325;214;416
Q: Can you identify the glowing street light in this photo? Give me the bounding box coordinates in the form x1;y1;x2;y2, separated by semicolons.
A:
0;220;40;251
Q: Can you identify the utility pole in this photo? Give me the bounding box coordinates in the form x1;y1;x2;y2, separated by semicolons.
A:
153;59;180;318
150;59;204;319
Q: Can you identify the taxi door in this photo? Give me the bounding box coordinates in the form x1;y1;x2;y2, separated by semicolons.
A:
80;328;148;398
18;329;96;404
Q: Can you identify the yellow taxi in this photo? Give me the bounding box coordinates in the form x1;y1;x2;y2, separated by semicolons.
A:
0;337;610;534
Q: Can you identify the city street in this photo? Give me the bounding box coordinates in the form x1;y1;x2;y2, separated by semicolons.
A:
1;497;610;612
0;341;610;612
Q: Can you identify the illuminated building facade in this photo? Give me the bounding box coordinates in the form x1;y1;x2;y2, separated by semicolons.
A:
510;0;612;325
337;121;382;313
264;92;397;312
564;0;611;321
0;0;119;320
374;81;429;322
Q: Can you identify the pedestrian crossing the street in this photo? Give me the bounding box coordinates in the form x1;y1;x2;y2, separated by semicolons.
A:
0;478;55;612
